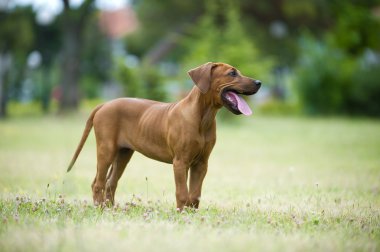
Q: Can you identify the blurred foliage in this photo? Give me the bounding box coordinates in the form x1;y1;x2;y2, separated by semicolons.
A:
1;0;380;117
328;1;380;55
0;1;112;116
126;0;204;59
294;2;380;116
129;0;336;65
0;7;35;117
140;66;167;101
349;63;380;116
32;17;61;112
115;59;167;101
0;7;35;55
57;0;97;112
294;37;380;116
294;37;355;115
258;99;301;115
79;13;112;99
181;0;273;81
115;59;142;97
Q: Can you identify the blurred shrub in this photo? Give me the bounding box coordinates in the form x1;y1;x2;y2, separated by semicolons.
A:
294;36;380;116
80;75;100;99
115;58;143;98
258;99;301;115
139;66;167;101
348;64;380;116
8;101;45;117
294;37;354;115
115;59;167;101
81;98;105;111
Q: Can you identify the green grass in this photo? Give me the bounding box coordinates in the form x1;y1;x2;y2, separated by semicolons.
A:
0;114;379;251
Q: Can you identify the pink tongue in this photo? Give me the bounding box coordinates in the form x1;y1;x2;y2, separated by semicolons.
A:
227;91;252;116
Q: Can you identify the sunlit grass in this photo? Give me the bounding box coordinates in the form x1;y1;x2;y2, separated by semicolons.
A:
0;114;379;251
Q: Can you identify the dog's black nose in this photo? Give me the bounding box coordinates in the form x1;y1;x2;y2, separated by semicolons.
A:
254;80;262;86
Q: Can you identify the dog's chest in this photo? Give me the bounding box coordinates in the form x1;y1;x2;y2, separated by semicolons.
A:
192;128;217;156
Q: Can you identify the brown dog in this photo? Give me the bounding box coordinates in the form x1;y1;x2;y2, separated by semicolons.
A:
67;62;261;210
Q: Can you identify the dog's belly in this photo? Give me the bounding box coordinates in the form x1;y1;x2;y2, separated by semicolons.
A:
120;132;173;164
136;147;173;164
118;102;174;164
119;129;174;164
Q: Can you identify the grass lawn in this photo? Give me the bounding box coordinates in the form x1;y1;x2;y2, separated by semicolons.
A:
0;113;379;251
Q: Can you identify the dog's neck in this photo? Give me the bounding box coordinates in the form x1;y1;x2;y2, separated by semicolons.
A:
183;87;221;131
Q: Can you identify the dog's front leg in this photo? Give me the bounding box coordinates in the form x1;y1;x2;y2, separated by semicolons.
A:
173;159;190;210
188;161;208;208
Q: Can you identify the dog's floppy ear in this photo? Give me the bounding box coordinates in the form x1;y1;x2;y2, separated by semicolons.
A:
187;62;215;94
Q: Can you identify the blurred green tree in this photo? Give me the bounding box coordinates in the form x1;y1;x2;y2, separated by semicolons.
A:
79;13;112;99
181;0;273;84
33;17;61;113
0;6;35;118
327;2;380;55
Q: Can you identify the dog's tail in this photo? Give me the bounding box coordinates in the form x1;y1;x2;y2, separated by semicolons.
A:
67;104;104;172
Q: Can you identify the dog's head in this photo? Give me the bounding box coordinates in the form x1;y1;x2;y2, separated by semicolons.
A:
188;62;261;115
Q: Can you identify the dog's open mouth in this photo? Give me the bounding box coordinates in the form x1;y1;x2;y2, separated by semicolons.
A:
221;90;253;116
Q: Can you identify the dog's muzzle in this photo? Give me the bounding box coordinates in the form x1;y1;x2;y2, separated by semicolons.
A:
221;80;261;116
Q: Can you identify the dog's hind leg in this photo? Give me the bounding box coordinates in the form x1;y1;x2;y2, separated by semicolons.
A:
105;148;134;205
92;142;117;206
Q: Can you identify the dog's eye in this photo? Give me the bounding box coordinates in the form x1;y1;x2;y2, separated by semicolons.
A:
229;70;237;77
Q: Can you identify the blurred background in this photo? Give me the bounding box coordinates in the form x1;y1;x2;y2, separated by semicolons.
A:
0;0;380;118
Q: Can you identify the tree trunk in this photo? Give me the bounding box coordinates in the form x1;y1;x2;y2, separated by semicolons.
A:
0;77;7;119
0;71;5;118
41;66;53;113
59;25;81;111
0;53;11;119
58;0;94;113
